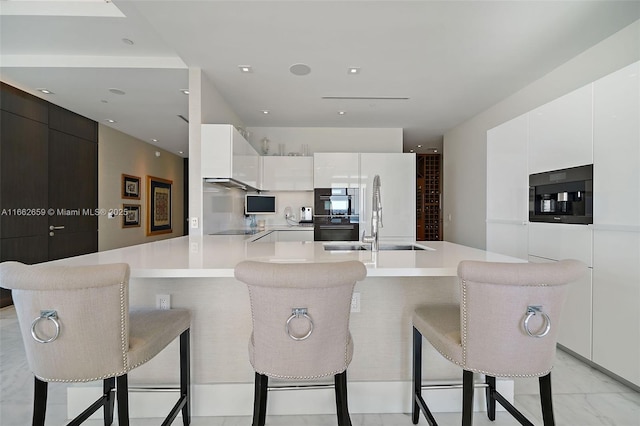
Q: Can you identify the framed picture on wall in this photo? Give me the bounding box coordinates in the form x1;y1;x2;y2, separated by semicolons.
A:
122;174;141;199
122;204;141;228
146;175;172;235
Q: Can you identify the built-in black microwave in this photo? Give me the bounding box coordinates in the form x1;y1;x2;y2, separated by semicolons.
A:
529;164;593;224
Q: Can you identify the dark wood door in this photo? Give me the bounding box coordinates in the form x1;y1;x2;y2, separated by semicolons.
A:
1;84;98;306
47;129;98;260
0;110;49;243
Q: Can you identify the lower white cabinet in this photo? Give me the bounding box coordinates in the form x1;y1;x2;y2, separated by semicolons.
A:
529;255;593;360
528;223;592;266
275;229;313;242
527;223;593;361
592;230;640;386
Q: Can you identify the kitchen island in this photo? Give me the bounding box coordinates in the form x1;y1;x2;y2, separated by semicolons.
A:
57;233;522;419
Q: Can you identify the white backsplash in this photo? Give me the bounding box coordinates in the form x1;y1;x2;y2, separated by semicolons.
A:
203;185;313;234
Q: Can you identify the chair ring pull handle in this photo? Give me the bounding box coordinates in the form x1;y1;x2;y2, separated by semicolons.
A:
30;310;60;344
286;308;313;341
523;305;551;338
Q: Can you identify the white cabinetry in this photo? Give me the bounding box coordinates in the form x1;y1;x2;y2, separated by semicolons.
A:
529;85;593;174
528;254;593;360
486;113;529;260
313;153;359;188
275;229;314;242
592;61;640;386
261;157;313;191
201;124;259;189
360;153;416;240
528;222;593;360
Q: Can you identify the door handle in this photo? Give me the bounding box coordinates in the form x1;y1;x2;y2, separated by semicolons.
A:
49;225;65;231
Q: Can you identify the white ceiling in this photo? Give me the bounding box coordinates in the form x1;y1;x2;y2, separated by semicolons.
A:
2;1;639;156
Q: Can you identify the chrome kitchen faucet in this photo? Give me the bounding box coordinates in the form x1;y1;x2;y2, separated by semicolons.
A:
362;175;382;252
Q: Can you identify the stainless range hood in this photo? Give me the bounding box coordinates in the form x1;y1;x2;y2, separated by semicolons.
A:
204;178;258;192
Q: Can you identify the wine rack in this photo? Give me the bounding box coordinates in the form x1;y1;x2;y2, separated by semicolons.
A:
416;154;442;241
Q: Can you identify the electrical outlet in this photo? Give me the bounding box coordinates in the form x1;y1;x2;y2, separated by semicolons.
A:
156;294;171;310
351;292;360;313
190;217;199;228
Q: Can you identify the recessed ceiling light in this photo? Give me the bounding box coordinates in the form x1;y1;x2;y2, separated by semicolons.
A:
410;149;415;153
178;151;184;155
152;138;158;142
180;89;189;95
105;119;116;123
289;63;311;76
348;67;360;74
261;110;270;115
108;88;126;95
338;111;346;115
417;144;422;148
239;65;253;73
37;88;54;94
121;38;134;45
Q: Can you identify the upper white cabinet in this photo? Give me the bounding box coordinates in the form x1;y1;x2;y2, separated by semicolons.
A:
593;61;639;227
261;156;313;191
360;153;416;241
313;153;359;188
529;84;593;174
487;113;529;222
201;124;259;189
486;113;529;259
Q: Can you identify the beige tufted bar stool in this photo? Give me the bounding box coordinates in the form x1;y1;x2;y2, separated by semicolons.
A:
412;259;586;426
234;260;367;426
0;261;191;426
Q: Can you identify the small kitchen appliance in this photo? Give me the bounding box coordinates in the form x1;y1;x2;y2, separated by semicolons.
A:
529;164;593;224
300;206;313;223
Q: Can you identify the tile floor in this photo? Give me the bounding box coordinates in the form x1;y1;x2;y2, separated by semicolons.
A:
1;306;638;425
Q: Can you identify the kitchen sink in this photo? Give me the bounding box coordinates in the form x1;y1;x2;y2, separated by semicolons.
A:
323;244;426;251
323;244;368;251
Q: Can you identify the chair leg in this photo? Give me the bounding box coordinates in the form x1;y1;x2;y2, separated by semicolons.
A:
485;375;496;421
116;374;130;426
412;326;421;424
181;329;191;426
33;376;48;426
539;373;555;426
412;326;438;426
462;370;474;426
103;377;116;426
334;371;352;426
253;372;268;426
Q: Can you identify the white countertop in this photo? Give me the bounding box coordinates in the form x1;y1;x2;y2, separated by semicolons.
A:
50;233;524;278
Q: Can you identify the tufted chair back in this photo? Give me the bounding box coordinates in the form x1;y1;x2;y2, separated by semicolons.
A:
458;259;586;377
234;260;367;379
1;261;131;382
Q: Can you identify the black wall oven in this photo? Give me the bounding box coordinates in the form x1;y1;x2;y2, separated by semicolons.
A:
529;164;593;224
313;188;359;241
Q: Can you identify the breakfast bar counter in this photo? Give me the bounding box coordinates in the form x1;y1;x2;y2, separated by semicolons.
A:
53;233;521;278
58;235;522;418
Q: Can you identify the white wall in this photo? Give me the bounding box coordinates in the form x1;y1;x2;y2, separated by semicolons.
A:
246;127;403;155
189;68;245;235
98;125;184;251
443;19;640;249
